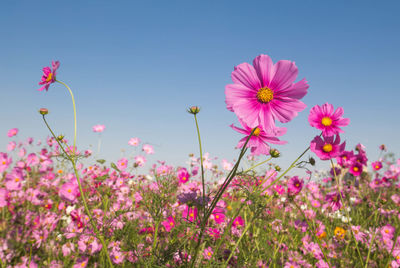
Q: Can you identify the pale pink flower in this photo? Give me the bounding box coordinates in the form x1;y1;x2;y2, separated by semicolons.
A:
116;158;128;170
92;124;105;133
142;144;154;154
59;182;79;203
203;246;213;260
128;137;140;146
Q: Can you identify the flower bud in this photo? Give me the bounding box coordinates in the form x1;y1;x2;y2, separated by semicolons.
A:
187;106;200;115
275;165;281;172
57;135;64;141
39;108;49;115
269;148;280;158
309;157;316;166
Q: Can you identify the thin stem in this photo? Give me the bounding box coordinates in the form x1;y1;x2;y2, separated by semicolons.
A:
56;80;77;159
42;116;114;267
193;114;206;218
243;156;273;173
364;192;382;268
151;219;161;265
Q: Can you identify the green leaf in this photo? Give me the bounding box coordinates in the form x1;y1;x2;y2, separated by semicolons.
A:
96;159;106;164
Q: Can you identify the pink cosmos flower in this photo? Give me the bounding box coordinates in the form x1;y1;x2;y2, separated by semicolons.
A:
92;124;105;133
38;60;60;91
349;162;363;177
0;188;8;207
0;153;12;173
182;206;198;222
134;155;146;167
128;137;140;146
308;103;350;137
7;128;18;137
287;176;304;196
372;161;383;171
230;118;287;155
225;54;309;132
212;212;226;224
381;224;395;239
310;135;346;160
177;167;190;184
325;191;343;211
116;158;128;170
203;246;213;260
142;144;154;154
7;141;16;151
161;216;175;232
232;216;245;227
59;182;79;203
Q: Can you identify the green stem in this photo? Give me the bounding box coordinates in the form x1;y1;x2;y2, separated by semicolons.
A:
56;80;77;159
42;116;114;267
364;192;382;268
330;159;364;266
243;156;272;173
151;219;161;265
193;114;206;218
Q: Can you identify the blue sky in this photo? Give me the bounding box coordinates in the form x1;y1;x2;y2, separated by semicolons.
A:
0;0;399;174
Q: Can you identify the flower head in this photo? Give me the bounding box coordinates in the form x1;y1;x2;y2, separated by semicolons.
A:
38;60;60;91
128;137;140;146
310;135;346;160
7;128;18;137
162;216;175;232
308;103;350;137
177;167;190;184
92;125;105;133
142;144;154;154
230;117;287;156
372;161;383;171
287;176;304;196
225;54;308;132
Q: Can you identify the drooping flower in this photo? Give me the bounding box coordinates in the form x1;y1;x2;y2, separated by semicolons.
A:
92;125;105;133
310;135;346;160
230;117;287;156
225;54;309;132
38;60;60;91
308;103;350;137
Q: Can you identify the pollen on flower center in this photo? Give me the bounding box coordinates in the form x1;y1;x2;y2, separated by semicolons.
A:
321;116;332;126
253;127;261;136
46;73;53;82
256;87;274;103
322;143;333;153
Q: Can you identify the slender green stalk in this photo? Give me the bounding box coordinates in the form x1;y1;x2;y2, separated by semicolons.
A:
56;80;77;158
243;156;272;173
151;219;161;265
42;116;114;267
364;192;382;268
193;114;206;218
330;159;364;265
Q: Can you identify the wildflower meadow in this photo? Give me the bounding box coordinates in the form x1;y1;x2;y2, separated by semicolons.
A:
1;52;399;268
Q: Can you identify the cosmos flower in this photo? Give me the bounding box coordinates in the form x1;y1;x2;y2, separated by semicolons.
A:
142;144;154;154
287;176;304;196
7;128;18;137
128;137;140;146
308;103;350;137
225;54;308;132
161;216;175;232
92;125;105;133
372;161;383;171
177;167;190;184
38;60;60;91
230;117;287;156
310;135;346;160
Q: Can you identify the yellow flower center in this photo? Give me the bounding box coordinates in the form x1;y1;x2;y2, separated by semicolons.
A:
215;215;219;219
253;127;261;136
321;116;332;126
295;183;300;187
2;161;5;165
322;143;333;153
170;222;174;226
256;87;274;103
190;213;194;217
375;165;380;169
46;73;53;82
67;189;72;193
207;252;212;256
15;178;20;182
353;167;359;172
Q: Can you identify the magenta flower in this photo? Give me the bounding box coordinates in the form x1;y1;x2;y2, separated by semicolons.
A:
92;124;105;133
310;135;346;160
161;216;175;232
38;60;60;91
230;118;287;156
225;54;309;132
372;161;383;171
232;216;245;227
212;212;226;224
308;103;350;137
287;176;304;196
349;162;363;176
177;167;190;184
7;128;18;137
203;246;213;260
325;191;343;211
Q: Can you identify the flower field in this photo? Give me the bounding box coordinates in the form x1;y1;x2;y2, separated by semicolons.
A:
0;55;399;267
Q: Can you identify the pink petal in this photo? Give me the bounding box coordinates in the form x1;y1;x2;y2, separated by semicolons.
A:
252;54;275;88
269;60;298;91
225;84;255;112
275;78;309;99
231;62;261;90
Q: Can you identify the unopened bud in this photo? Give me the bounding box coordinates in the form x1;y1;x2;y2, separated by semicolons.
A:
39;108;49;115
57;135;64;141
275;165;281;172
309;157;316;166
187;106;200;115
269;148;280;158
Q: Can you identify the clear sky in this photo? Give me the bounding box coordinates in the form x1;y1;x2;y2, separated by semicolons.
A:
1;0;399;174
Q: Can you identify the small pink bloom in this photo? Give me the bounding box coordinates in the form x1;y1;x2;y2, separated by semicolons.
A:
287;176;303;196
7;141;16;151
177;167;190;184
203;246;213;260
142;144;154;154
7;128;18;137
381;224;395;239
73;256;88;268
231;117;287;156
59;182;79;203
134;155;146;167
182;206;198;222
38;60;60;91
128;137;140;146
162;216;176;232
232;216;245;227
372;161;383;171
117;158;128;170
349;162;363;177
212;212;226;224
310;134;346;160
308;103;350;137
92;124;105;132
